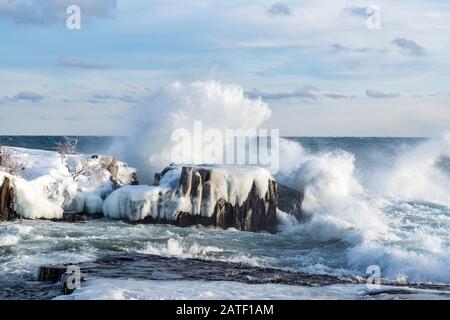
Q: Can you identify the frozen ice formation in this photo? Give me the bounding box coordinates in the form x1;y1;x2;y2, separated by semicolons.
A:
1;147;303;233
0;147;137;220
103;165;303;233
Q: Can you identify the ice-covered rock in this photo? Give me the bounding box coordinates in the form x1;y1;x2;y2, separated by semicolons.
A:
103;185;177;222
104;165;303;233
0;146;137;220
63;154;138;214
0;146;303;232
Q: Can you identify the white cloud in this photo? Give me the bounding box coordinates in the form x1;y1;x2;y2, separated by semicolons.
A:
391;38;426;57
342;5;371;18
246;87;354;101
5;91;44;103
267;2;291;17
58;57;113;70
365;89;400;99
0;0;449;136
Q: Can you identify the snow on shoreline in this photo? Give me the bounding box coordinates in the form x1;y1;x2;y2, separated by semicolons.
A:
54;278;450;300
1;147;276;223
54;278;363;300
0;146;136;219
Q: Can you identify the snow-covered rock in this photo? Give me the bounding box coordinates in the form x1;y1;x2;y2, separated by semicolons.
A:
0;146;303;232
0;147;137;220
103;185;177;221
103;165;303;233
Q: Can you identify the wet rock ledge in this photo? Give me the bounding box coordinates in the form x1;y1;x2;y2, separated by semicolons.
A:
37;253;450;297
37;253;361;291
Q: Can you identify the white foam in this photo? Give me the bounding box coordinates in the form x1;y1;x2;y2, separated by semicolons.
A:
278;148;390;244
277;138;450;283
140;238;224;258
0;235;20;246
348;240;450;283
276;209;299;232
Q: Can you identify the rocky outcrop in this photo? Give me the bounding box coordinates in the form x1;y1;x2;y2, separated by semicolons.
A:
175;166;278;233
143;165;303;233
0;177;16;221
106;165;304;233
100;156;139;186
278;184;304;221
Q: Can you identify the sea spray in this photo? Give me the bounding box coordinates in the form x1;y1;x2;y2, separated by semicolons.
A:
371;133;450;206
109;81;272;183
276;136;450;283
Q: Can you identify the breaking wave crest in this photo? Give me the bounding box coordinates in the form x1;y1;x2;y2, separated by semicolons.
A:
277;134;450;283
139;238;224;258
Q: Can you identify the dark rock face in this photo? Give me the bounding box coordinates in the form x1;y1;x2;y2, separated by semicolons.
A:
212;179;278;233
129;172;139;185
278;184;304;221
51;212;103;223
177;166;279;232
153;166;175;186
151;166;303;233
0;177;16;221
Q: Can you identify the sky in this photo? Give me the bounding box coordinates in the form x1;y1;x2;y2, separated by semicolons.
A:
0;0;449;136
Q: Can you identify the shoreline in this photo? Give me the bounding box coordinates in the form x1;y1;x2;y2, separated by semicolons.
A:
37;252;450;299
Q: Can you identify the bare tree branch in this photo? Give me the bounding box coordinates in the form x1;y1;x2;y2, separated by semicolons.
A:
56;137;78;163
72;158;107;183
55;138;108;182
0;145;26;176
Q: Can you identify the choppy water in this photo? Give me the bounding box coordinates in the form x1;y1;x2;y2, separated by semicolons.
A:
1;136;450;299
